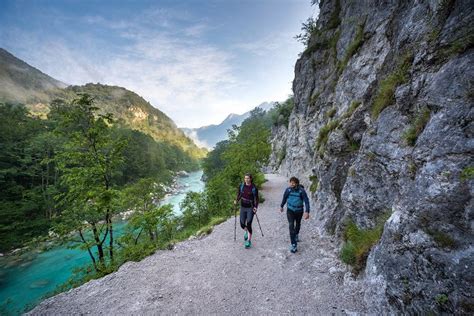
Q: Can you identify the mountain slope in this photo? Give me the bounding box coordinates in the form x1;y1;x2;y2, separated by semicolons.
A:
0;48;67;105
268;1;473;314
182;101;276;148
64;83;207;158
0;48;206;158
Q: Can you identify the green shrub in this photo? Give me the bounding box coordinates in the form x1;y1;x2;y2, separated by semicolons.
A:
309;175;319;193
436;294;449;305
403;107;431;146
277;146;287;166
269;97;294;127
316;119;340;151
337;23;365;75
340;212;390;271
371;52;413;119
461;166;474;181
340;241;356;265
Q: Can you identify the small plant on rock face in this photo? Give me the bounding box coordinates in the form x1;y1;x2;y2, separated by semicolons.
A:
337;22;365;75
403;107;431;146
461;166;474;181
371;52;414;119
340;212;391;272
342;100;361;120
309;175;319;193
315;119;340;151
436;294;449;305
427;229;457;249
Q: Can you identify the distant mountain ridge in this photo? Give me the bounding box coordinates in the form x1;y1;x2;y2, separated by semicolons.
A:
182;101;276;148
0;48;206;158
0;48;67;105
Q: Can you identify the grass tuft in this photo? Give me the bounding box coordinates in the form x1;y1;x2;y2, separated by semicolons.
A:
340;212;391;272
371;52;413;119
309;175;319;193
403;107;431;146
461;166;474;181
315;119;340;152
337;23;365;75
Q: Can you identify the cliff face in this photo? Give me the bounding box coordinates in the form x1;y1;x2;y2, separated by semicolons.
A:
269;0;473;313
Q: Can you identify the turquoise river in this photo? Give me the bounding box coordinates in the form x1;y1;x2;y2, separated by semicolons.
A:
0;171;204;315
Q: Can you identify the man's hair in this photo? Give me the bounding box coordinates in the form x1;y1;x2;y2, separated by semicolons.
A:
289;176;299;185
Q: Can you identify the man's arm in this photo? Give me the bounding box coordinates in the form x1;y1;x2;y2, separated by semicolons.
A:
280;189;289;208
302;188;310;213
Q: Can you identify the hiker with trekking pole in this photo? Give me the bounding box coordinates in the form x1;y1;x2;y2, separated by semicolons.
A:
280;176;310;253
234;173;260;248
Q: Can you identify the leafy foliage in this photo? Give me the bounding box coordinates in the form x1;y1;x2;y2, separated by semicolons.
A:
0;94;200;252
268;96;294;127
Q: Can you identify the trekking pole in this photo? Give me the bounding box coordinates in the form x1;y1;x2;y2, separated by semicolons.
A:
255;213;264;237
234;205;237;242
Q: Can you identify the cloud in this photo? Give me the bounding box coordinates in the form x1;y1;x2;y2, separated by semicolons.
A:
1;2;309;128
182;129;210;149
2;9;242;127
233;31;299;56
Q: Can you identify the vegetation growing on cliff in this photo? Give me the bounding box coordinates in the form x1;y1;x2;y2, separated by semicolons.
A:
371;52;413;119
340;212;391;272
403;107;431;146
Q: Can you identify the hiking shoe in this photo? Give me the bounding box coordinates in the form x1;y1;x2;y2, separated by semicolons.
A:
244;231;248;241
290;244;297;253
245;240;251;248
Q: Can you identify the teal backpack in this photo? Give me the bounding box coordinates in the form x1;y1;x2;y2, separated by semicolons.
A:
287;186;304;211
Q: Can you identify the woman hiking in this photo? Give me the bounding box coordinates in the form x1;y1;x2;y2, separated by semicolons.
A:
234;173;259;248
280;176;310;253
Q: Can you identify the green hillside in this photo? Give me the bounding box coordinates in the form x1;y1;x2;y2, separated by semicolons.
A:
0;48;207;159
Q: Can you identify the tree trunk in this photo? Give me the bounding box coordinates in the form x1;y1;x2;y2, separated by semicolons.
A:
108;210;113;263
79;229;98;272
92;224;105;266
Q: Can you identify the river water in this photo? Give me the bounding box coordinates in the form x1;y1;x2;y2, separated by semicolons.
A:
0;170;204;315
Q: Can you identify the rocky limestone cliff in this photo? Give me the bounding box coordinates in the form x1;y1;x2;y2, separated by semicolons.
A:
268;0;473;313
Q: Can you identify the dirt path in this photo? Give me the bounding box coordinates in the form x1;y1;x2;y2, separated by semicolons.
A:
29;174;367;315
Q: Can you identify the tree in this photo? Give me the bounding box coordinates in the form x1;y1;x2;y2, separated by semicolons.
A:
54;94;126;271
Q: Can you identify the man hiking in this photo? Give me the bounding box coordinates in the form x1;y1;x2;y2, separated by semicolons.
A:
280;176;310;253
234;173;259;248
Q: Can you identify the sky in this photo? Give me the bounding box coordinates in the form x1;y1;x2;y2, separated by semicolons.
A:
0;0;318;128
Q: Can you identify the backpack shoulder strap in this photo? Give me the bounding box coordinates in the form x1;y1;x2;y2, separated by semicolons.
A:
240;183;244;193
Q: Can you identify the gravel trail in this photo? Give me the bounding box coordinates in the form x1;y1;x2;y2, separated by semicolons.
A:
29;174;367;315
